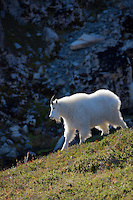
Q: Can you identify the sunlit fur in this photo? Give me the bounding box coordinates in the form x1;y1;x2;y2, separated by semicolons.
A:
49;89;127;150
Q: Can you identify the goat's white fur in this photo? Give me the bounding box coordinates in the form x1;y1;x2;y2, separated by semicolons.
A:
49;89;127;150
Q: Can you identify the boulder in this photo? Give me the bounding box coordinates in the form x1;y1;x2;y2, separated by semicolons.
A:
56;78;66;87
1;136;6;143
21;125;29;135
44;27;59;43
43;27;59;58
38;66;44;76
26;115;36;127
70;33;103;50
6;139;14;146
14;43;22;49
11;133;22;142
33;73;40;80
6;148;17;158
0;144;10;155
10;125;21;133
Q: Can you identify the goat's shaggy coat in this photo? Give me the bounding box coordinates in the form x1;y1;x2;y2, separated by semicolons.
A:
49;89;127;150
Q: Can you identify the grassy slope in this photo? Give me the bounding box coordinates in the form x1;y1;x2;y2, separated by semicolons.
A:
0;129;133;200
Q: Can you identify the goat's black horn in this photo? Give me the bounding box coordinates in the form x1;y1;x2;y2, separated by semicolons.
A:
50;95;55;104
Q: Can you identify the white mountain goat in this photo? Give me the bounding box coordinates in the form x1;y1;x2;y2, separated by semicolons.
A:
49;89;127;150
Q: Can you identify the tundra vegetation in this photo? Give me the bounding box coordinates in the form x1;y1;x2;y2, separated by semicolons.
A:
0;129;133;199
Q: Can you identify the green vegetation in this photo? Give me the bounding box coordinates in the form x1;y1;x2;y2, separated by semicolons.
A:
0;129;133;199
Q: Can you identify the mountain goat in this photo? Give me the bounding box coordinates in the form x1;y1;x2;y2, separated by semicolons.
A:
49;89;127;150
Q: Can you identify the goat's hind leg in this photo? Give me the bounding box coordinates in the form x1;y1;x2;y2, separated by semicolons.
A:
99;122;109;136
111;111;128;129
115;117;128;129
79;127;91;145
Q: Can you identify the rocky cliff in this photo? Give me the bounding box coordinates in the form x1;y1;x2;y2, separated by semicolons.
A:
0;0;133;168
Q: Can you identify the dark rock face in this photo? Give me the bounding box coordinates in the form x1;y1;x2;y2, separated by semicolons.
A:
46;0;84;29
122;15;133;33
0;20;4;49
0;0;133;167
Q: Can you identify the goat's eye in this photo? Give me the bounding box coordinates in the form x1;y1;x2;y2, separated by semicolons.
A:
53;107;55;110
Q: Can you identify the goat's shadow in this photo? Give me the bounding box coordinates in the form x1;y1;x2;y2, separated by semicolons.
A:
85;128;115;143
54;127;119;151
69;127;118;147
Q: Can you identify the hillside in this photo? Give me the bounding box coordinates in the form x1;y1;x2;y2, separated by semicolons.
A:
0;129;133;200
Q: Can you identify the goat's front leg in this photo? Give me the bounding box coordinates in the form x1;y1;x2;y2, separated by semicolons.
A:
61;129;74;151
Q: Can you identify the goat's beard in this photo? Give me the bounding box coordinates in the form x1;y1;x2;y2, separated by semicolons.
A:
55;117;61;124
